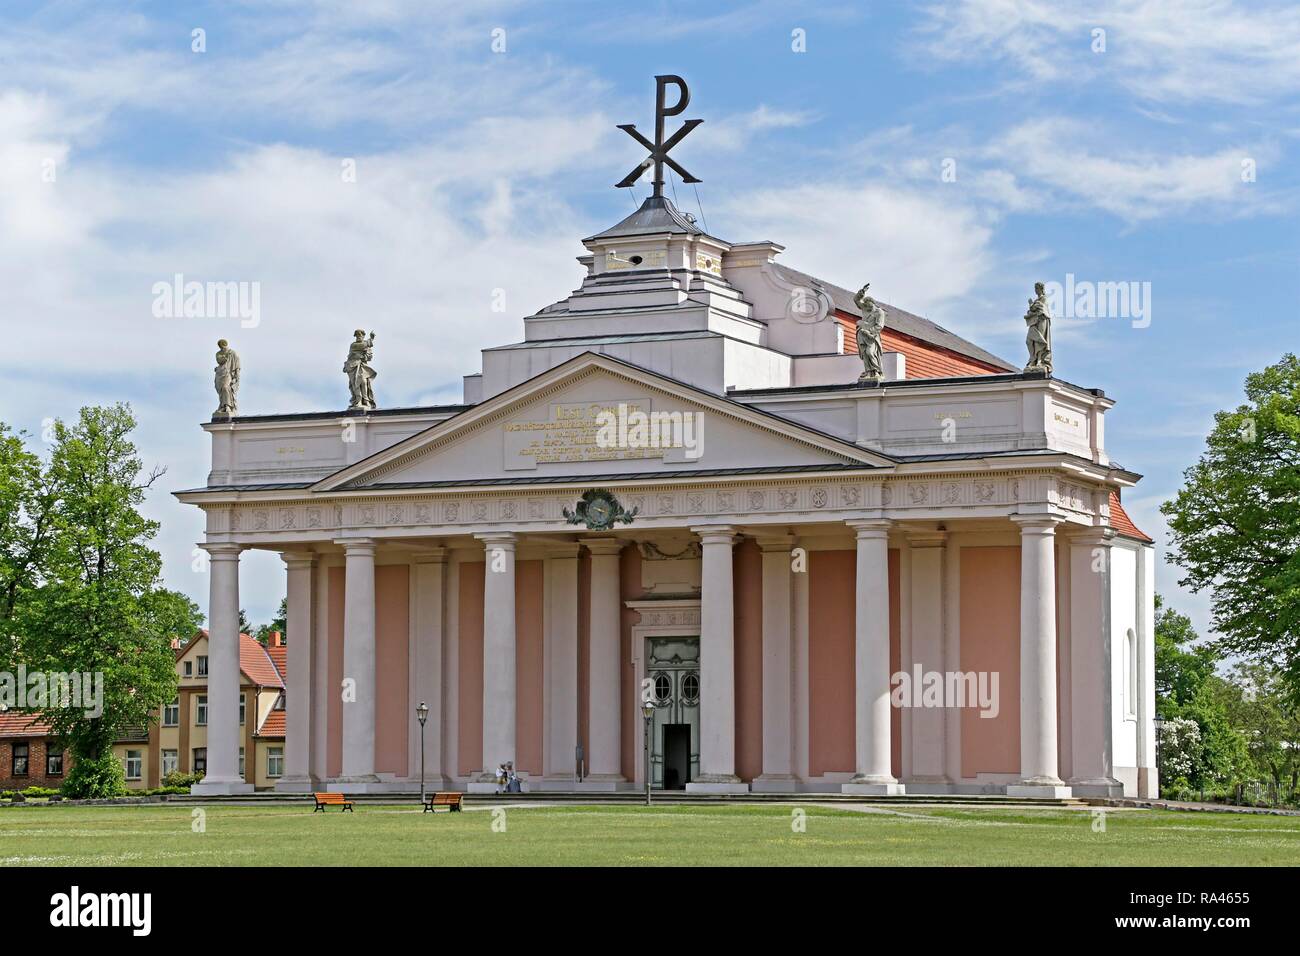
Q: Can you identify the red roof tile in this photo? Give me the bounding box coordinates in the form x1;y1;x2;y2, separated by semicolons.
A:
257;708;285;738
0;712;53;738
266;643;287;682
836;311;1008;379
239;634;285;689
1110;490;1153;543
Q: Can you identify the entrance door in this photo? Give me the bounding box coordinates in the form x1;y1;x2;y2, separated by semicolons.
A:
646;637;700;789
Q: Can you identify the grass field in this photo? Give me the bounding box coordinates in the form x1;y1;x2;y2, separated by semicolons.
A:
1;802;1297;866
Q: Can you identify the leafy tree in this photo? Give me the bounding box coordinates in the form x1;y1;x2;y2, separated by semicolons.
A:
17;405;201;797
254;597;287;644
1162;353;1300;694
1227;662;1300;803
1154;594;1217;714
0;424;54;654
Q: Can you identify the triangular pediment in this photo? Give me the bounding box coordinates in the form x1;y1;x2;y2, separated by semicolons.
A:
312;353;890;492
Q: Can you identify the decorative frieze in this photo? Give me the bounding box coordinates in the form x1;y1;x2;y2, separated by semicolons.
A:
204;470;1102;540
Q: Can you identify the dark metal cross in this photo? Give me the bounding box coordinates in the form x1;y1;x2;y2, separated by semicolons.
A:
616;74;703;197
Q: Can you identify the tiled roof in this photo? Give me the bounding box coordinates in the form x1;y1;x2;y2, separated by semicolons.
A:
0;711;53;738
1110;490;1153;543
239;634;285;689
257;708;285;738
267;643;286;681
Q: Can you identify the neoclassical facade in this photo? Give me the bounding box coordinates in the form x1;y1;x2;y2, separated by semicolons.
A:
178;191;1157;799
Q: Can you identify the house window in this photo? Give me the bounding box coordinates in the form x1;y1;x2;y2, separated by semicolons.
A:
193;748;207;774
238;747;245;777
12;742;29;777
1126;628;1138;718
267;747;284;778
163;698;180;726
124;750;142;780
197;656;208;677
239;693;246;725
196;695;208;726
184;661;192;677
46;745;63;777
162;750;178;776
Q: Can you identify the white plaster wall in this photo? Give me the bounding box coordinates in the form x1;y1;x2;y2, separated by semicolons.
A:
1109;545;1139;773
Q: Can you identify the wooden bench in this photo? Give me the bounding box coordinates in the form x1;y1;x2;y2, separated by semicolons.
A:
313;792;354;812
423;791;463;813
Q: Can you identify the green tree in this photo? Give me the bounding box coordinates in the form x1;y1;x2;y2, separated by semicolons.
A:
17;405;201;797
0;424;54;653
254;597;287;644
1227;662;1300;803
1154;594;1217;714
1162;353;1300;694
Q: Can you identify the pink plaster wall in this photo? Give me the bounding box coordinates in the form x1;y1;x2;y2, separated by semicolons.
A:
457;562;484;776
374;564;409;777
515;559;544;776
960;546;1020;776
734;538;763;782
577;552;591;773
808;549;855;776
327;565;345;778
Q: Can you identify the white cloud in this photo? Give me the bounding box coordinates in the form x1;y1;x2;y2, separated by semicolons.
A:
917;0;1300;104
720;182;995;314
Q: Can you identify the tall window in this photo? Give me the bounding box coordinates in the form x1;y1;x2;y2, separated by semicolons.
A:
238;747;245;777
267;747;284;778
1125;628;1138;718
162;750;178;776
163;698;180;726
46;744;63;777
196;655;208;677
196;695;208;726
193;748;207;774
239;693;246;725
124;750;142;780
12;742;28;777
184;661;192;677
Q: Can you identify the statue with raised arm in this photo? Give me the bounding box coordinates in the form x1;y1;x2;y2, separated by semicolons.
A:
853;283;886;383
1023;281;1053;375
214;339;240;417
344;329;377;409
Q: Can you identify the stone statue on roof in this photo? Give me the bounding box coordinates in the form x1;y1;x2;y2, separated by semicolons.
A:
214;339;240;417
1023;282;1053;375
853;283;886;383
344;330;377;410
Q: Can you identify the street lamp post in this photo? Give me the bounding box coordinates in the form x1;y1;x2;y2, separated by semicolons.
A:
642;701;655;807
416;701;430;805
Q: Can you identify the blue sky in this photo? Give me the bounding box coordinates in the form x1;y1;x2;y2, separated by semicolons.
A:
1;0;1296;635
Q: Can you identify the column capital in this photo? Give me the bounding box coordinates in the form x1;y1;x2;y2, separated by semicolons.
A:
280;550;318;570
691;525;737;545
200;542;244;559
544;541;583;559
334;536;377;555
1010;514;1064;533
904;528;947;549
755;533;795;553
474;531;517;551
847;518;891;539
1068;526;1116;548
411;547;449;565
580;537;624;556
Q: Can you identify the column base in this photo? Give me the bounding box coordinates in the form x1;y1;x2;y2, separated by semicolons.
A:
686;774;749;794
1068;777;1123;798
191;777;254;796
273;774;320;793
1006;783;1074;799
842;782;906;796
331;774;390;794
751;773;800;793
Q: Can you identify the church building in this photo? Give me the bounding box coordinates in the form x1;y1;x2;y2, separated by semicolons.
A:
178;78;1157;799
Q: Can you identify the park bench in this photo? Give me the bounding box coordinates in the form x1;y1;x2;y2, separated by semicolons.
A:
313;792;354;812
423;791;463;813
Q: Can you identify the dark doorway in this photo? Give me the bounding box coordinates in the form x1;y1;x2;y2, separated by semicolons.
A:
662;723;691;790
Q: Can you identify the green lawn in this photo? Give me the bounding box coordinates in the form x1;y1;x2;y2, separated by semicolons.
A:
1;802;1297;866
